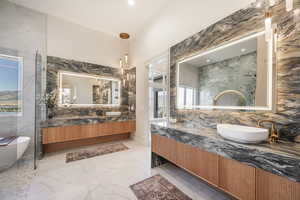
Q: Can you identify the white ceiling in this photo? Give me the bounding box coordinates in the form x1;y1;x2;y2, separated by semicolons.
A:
8;0;172;37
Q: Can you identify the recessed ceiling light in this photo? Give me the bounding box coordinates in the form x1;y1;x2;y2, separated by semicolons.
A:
256;2;262;8
128;0;135;6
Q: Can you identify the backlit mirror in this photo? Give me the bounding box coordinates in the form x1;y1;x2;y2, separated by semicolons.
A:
58;71;121;106
177;31;274;111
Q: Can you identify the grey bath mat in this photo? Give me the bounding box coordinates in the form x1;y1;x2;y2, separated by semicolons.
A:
66;143;129;163
130;174;192;200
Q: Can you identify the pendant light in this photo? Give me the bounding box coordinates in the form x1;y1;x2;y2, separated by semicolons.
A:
286;0;293;12
119;33;130;75
294;9;300;31
273;27;278;52
269;0;275;7
265;11;272;42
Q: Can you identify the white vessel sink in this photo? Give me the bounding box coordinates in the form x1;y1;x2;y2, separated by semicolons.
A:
217;124;269;144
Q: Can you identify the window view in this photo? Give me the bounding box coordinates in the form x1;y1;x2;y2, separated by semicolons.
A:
177;86;197;107
0;54;22;115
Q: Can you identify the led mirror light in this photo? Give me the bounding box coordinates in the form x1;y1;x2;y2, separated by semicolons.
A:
128;0;135;6
176;31;274;111
269;0;275;6
286;0;293;12
265;11;272;42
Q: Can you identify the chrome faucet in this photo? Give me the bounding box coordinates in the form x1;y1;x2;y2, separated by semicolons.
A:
257;120;279;143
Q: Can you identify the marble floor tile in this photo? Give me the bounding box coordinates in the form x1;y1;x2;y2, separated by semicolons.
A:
0;140;233;200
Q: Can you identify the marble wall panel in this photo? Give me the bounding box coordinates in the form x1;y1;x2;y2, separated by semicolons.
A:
46;56;136;119
170;0;300;142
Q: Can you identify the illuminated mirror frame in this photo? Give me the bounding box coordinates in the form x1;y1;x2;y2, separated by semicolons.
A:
176;31;276;111
58;71;121;107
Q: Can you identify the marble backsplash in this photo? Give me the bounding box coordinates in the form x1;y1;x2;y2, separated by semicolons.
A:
46;56;136;119
170;0;300;142
198;52;257;106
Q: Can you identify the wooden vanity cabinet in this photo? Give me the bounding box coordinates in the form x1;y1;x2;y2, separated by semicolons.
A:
176;142;219;186
151;134;177;163
152;134;300;200
43;121;136;144
219;157;256;200
152;134;219;186
256;168;300;200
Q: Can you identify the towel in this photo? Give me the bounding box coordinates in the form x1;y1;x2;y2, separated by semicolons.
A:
0;136;18;146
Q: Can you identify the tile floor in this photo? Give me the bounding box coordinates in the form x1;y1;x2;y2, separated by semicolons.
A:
0;140;233;200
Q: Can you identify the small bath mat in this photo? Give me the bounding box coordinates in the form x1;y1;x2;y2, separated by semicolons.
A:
66;143;129;163
130;174;192;200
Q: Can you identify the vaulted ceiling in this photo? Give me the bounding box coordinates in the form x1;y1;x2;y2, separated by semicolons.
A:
9;0;172;37
9;0;255;39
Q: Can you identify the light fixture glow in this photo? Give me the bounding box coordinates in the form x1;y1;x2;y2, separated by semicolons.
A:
294;9;300;30
128;0;135;6
241;48;247;52
269;0;275;7
206;59;211;63
125;54;129;64
265;11;272;42
256;2;262;8
274;28;278;52
286;0;293;12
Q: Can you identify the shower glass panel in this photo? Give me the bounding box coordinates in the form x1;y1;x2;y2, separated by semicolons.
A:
0;52;21;172
34;50;43;169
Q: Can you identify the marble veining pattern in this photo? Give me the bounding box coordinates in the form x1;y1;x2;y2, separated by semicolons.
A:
46;56;136;123
169;0;300;142
151;122;300;183
197;52;257;106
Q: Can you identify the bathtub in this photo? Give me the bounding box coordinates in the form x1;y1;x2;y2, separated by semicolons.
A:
0;136;30;172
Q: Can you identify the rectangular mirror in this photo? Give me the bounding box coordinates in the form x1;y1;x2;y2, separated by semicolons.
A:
58;71;121;106
177;31;274;111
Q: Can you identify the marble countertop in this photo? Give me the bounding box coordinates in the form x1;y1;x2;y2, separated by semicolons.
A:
151;121;300;183
41;115;136;128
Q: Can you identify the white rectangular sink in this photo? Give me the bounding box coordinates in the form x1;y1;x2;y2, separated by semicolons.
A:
217;124;269;144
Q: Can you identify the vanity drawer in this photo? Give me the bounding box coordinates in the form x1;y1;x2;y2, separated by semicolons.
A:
219;157;256;200
99;121;136;136
42;125;83;144
151;134;177;163
256;169;300;200
176;142;219;186
152;135;219;186
42;121;136;144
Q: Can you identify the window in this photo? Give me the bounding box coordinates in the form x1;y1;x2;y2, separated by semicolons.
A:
0;54;23;116
177;86;197;108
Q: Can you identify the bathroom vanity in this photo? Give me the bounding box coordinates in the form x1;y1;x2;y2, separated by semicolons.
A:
151;122;300;200
42;118;135;153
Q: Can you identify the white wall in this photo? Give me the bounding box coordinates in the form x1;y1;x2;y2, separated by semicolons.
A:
47;15;127;68
130;0;255;145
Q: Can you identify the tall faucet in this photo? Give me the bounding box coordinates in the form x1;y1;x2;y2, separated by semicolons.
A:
257;120;279;143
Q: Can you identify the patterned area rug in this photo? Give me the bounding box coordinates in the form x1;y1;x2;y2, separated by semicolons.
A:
130;174;192;200
66;143;129;163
